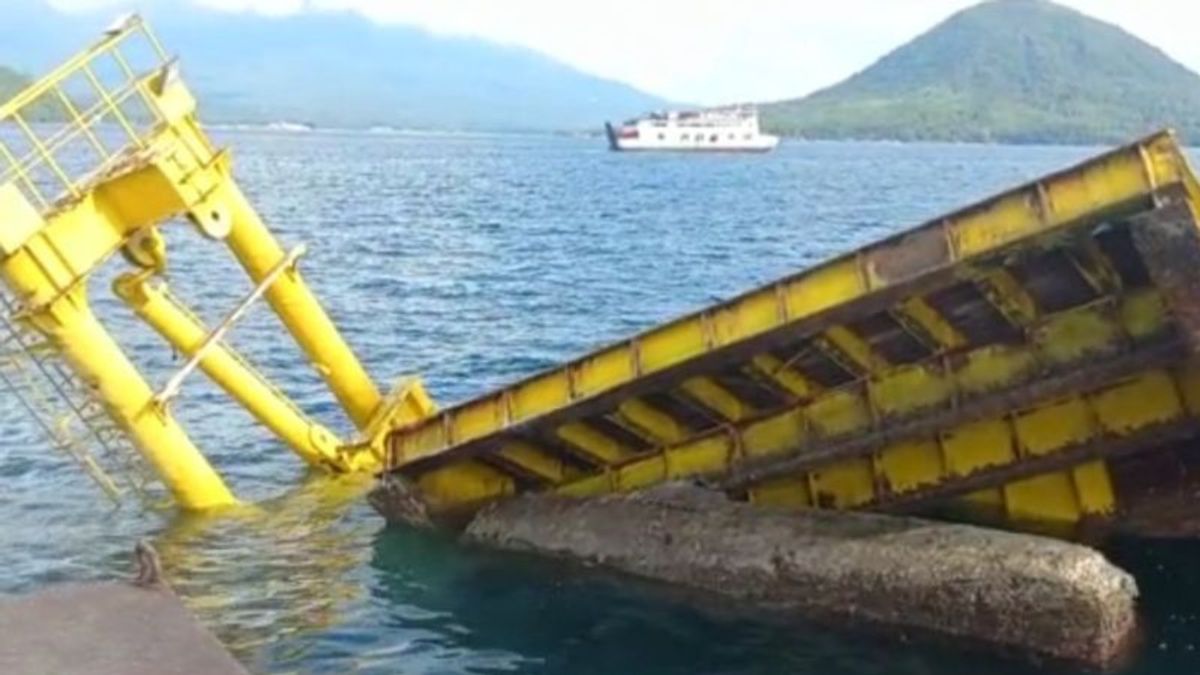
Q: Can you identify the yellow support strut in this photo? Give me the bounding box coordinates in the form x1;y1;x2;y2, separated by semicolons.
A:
19;288;236;510
113;272;359;472
221;182;382;430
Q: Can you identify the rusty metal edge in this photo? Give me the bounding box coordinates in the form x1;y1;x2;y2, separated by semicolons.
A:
385;135;1182;473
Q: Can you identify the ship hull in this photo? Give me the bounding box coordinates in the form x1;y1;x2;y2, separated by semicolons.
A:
604;111;780;152
609;140;779;153
606;130;780;153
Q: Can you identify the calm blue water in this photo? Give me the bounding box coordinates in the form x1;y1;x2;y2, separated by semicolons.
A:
1;130;1198;674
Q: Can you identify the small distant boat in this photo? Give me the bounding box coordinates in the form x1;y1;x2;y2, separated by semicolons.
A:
265;121;315;133
604;106;779;152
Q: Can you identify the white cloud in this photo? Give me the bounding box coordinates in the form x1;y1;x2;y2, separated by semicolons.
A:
192;0;304;14
42;0;1200;104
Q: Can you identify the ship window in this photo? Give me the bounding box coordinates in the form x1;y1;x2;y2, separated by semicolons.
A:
744;133;752;140
728;133;735;140
710;134;719;142
658;133;665;140
681;133;689;140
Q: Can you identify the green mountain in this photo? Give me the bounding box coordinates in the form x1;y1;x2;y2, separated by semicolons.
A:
762;0;1200;144
0;2;671;131
0;66;29;105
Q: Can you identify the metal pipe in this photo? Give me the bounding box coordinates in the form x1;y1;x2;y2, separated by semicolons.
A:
220;182;381;430
113;272;353;471
114;270;352;470
155;244;305;407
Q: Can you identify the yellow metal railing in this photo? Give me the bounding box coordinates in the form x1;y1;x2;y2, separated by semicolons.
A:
0;14;169;211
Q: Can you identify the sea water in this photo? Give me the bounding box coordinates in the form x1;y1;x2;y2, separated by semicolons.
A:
0;130;1197;674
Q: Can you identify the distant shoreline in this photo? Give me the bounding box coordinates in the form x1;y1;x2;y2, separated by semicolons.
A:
202;122;1190;150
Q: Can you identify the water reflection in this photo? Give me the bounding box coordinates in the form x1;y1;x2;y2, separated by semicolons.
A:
152;473;376;667
6;131;1199;673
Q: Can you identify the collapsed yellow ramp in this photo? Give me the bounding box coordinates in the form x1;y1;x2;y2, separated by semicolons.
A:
377;131;1200;535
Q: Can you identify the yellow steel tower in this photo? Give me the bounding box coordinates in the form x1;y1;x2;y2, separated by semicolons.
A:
0;16;433;509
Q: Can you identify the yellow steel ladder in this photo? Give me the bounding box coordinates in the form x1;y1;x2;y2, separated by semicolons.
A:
0;283;154;502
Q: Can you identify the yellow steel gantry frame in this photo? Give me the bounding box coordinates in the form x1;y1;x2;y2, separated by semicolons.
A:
0;16;432;509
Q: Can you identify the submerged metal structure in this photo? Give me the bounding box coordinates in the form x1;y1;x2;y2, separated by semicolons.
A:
377;132;1200;537
5;17;1200;540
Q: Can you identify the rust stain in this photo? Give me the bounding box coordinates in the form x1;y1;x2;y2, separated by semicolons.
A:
866;227;950;286
1131;188;1200;353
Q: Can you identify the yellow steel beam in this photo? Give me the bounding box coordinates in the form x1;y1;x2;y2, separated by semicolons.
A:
495;441;579;484
1066;241;1123;295
746;475;816;509
219;181;383;429
817;325;889;375
891;297;967;350
615;398;691;445
976;268;1039;327
680;376;754;422
654;296;1157;491
746;354;819;400
555;422;637;464
113;272;351;471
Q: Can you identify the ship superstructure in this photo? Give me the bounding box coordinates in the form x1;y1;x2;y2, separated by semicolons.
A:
605;106;779;152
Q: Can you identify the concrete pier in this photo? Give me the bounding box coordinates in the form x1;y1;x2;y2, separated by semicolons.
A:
0;546;246;675
464;484;1139;669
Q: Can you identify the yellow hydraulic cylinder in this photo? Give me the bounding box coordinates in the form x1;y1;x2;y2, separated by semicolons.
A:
221;182;382;430
22;288;237;509
113;273;357;472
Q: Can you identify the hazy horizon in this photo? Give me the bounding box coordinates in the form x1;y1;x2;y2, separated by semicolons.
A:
37;0;1200;106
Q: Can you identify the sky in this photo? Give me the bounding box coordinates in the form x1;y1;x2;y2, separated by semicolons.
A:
43;0;1200;104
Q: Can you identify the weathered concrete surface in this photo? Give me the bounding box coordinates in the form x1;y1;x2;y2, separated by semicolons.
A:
369;473;435;528
0;583;247;675
464;484;1139;669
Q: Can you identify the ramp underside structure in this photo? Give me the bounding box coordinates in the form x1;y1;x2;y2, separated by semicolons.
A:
381;131;1200;534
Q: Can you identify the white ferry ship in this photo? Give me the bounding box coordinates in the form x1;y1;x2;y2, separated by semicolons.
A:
605;106;779;152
